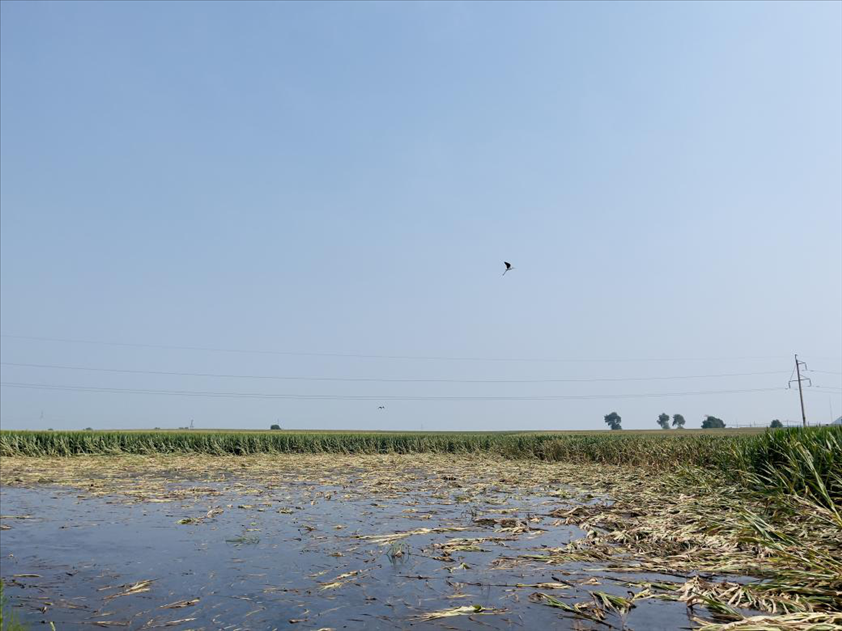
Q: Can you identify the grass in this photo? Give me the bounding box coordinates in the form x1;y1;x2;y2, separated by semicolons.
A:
0;428;759;465
1;427;834;488
731;426;842;507
0;581;27;631
2;427;838;501
2;427;838;513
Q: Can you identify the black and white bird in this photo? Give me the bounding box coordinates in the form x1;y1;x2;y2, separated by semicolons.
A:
502;261;514;276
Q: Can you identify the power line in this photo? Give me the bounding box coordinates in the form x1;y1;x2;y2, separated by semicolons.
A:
803;389;842;397
0;334;792;364
0;381;785;401
0;362;791;384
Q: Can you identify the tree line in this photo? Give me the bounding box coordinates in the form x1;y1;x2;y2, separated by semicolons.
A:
603;413;785;430
603;412;685;430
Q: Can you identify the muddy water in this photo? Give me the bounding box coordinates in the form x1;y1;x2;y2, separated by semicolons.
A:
1;471;697;630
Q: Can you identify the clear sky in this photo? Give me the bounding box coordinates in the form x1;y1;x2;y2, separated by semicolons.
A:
1;1;840;431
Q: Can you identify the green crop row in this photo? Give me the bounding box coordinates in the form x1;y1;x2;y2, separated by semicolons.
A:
2;427;839;501
0;426;777;465
730;425;842;507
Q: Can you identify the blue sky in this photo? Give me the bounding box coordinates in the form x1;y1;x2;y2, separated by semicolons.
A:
1;2;840;431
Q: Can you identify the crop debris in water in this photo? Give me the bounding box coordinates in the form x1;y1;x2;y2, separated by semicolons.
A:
0;427;838;630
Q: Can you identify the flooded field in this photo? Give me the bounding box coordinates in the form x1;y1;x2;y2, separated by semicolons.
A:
0;454;746;630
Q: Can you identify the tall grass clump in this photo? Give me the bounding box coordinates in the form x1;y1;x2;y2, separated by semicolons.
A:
731;425;842;509
0;581;28;631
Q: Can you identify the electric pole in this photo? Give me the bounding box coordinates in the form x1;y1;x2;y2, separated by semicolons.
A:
789;355;811;427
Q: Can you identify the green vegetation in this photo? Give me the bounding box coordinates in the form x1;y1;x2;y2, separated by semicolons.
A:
770;419;783;428
2;427;838;491
731;425;841;506
701;415;726;429
603;411;622;430
0;427;748;467
672;413;686;428
656;412;670;429
0;581;27;631
522;427;842;625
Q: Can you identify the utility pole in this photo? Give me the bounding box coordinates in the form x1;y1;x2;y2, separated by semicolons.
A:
789;355;810;427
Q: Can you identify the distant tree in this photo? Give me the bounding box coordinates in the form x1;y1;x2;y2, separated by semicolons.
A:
657;413;671;430
604;412;622;430
84;427;93;431
702;415;726;429
770;419;783;429
672;414;686;429
270;424;281;430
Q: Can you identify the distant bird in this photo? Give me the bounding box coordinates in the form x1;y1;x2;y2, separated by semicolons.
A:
378;406;386;410
502;261;514;276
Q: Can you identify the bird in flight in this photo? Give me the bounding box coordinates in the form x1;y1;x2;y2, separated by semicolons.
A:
378;406;386;410
502;261;514;276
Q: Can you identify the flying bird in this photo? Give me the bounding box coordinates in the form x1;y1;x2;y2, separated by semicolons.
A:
502;261;514;276
378;406;386;410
